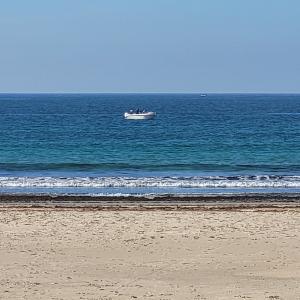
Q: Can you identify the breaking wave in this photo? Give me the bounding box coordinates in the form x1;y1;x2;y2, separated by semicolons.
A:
0;175;300;189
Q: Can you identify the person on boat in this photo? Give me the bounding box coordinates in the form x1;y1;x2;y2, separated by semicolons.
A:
136;108;140;114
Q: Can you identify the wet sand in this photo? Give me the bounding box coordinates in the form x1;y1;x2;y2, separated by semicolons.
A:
0;193;300;212
0;200;300;299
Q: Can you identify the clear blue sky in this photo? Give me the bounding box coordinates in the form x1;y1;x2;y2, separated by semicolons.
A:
0;0;299;93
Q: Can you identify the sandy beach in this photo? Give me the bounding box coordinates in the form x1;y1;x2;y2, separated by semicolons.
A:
0;203;299;300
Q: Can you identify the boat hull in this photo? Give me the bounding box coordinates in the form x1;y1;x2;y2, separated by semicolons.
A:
124;112;156;120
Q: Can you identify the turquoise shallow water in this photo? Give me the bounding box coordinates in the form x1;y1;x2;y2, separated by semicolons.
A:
0;93;299;195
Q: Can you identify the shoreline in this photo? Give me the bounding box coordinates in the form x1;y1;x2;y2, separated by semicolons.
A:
0;193;300;210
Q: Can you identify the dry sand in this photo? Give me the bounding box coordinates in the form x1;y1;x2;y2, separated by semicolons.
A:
0;207;299;299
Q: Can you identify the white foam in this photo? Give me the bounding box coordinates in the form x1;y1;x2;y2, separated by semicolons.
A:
0;175;299;188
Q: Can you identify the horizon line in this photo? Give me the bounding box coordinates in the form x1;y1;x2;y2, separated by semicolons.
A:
1;92;300;95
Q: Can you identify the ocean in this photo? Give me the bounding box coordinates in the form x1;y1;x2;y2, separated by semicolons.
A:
0;93;299;196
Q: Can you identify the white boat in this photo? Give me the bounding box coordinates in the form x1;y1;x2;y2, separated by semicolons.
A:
124;110;156;120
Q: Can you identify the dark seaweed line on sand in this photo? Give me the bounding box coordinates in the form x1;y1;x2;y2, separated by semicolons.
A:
0;194;300;209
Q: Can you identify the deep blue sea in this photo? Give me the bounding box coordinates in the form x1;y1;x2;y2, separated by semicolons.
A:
0;93;299;195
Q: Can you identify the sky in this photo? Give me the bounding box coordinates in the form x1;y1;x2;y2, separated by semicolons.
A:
0;0;299;93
